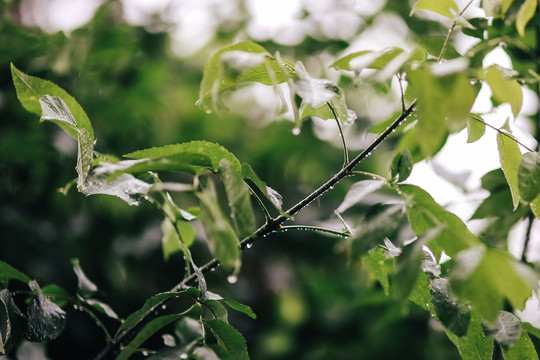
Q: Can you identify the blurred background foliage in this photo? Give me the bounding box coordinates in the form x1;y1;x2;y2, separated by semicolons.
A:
0;0;505;358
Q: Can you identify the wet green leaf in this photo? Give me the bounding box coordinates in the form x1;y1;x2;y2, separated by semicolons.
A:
176;317;204;345
482;311;521;347
502;329;538;359
391;149;413;182
336;180;386;213
445;312;494;360
518;152;540;203
223;299;256;320
112;153;213;176
497;131;522;209
430;278;471;337
25;280;66;342
241;163;282;210
410;0;459;19
85;298;120;320
71;258;98;298
0;261;30;288
205;319;249;360
0;289;25;355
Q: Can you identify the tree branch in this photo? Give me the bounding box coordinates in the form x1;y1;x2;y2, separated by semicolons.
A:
94;100;417;360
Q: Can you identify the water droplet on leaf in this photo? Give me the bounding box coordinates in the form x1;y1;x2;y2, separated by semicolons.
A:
227;275;238;284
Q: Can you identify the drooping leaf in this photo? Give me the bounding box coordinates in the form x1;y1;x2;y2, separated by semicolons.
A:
450;246;539;322
361;247;390;295
161;219;196;260
10;63;93;140
71;258;98;298
116;288;200;337
336;180;386;213
292;61;338;109
410;0;460;19
484;65;523;119
482;311;522;347
518;152;540;203
391;149;413;183
176;317;204;345
25;280;66;342
0;289;26;355
467;115;486;143
516;0;537;37
197;179;241;274
205;319;249;360
84;298;120;320
0;261;31;288
39;95;77;129
241;163;282;210
502;329;538;359
445;312;494;360
117;304;202;360
223;299;256;320
219;159;256;238
203;300;229;322
497;131;522;209
430;278;471;337
125;141;241;175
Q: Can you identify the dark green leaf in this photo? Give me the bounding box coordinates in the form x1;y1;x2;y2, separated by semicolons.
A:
205;319;249;360
125;141;241;175
391;149;413;182
0;289;26;355
219;159;256;238
430;278;471;337
242;163;282;210
41;284;73;308
336;180;386;213
176;317;204;345
518;152;540;203
116;288;200;337
10;63;94;140
84;298;120;320
223;299;256;320
497;131;522;209
197;179;241;274
0;261;31;288
112;153;213;177
76;128;94;188
71;258;98;298
445;312;494;360
482;311;521;347
117;304;202;360
361;247;390;295
161;219;196;260
203;300;228;321
25;280;66;342
502;330;539;359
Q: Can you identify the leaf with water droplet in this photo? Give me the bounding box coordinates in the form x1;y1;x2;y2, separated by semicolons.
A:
205;319;249;360
292;61;338;109
25;280;66;342
241;162;283;211
85;298;120;321
0;289;26;355
430;278;471;337
71;258;98;298
483;311;522;347
391;149;413;183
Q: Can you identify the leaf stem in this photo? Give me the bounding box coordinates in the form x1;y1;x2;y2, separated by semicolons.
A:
471;115;535;152
326;101;350;166
278;225;350;237
437;0;474;62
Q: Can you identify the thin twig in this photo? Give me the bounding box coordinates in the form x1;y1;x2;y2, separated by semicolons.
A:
437;0;474;62
326;101;350;166
471;115;535;152
278;225;350;237
94;100;417;360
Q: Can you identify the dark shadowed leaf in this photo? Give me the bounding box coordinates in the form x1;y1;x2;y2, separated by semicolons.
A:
0;289;26;355
176;317;204;345
25;280;66;342
71;258;98;298
205;319;249;360
0;261;30;288
241;163;283;210
430;278;471;337
518;151;540;203
223;299;256;320
391;149;413;182
203;300;228;321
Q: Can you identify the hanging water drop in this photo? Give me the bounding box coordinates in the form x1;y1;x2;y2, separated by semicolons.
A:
292;127;301;136
142;351;149;357
161;304;167;310
227;275;238;284
246;243;252;249
180;354;188;359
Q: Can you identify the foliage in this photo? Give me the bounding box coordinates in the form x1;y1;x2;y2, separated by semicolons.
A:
1;0;540;359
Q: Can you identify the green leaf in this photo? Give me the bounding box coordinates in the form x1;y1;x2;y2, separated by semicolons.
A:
219;160;256;238
430;278;471;337
125;141;241;175
467;115;486;143
484;66;523;118
76;128;94;188
197;41;294;112
331;47;419;73
445;312;494;360
112;153;213;177
450;246;539;322
192;347;220;360
293;61;339;109
223;299;256;320
161;219;196;260
482;311;521;347
10;63;94;141
516;0;537;37
71;258;98;298
205;319;249;360
399;185;481;258
410;0;460;19
532;194;540;219
391;149;413;182
482;0;514;17
0;289;26;355
117;304;202;360
25;280;66;342
502;328;538;359
470;187;513;220
115;288;200;337
203;300;229;321
523;322;540;339
336;180;386;213
38;95;77;130
84;298;120;320
41;284;73;308
197;179;241;274
497;131;522;209
300;87;356;125
241;163;282;210
176;317;204;344
0;261;30;288
361;247;390;295
518;152;540;203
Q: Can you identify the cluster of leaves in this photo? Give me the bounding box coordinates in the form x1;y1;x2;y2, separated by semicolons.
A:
2;0;540;359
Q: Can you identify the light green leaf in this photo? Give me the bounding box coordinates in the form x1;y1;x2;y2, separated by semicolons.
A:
300;87;356;125
117;304;202;360
430;278;471;337
482;311;521;347
71;258;98;298
161;219;196;260
125;141;241;175
531;194;540;219
410;0;460;19
482;0;514;16
502;330;539;360
11;63;93;140
484;66;523;118
450;246;539;322
467;115;486;143
518;152;540;203
336;180;386;213
219;159;256;238
497;131;522;209
445;312;494;360
399;185;480;258
362;247;390;295
391;148;413;182
197;179;241;274
25;280;66;342
0;261;31;288
516;0;537;37
115;288;200;337
205;319;249;360
223;299;256;320
332;48;405;71
523;322;540;339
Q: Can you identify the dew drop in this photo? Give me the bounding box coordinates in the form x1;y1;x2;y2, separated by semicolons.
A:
161;304;167;310
246;243;252;249
180;354;188;359
227;275;238;284
205;109;212;114
142;351;149;357
292;127;301;136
